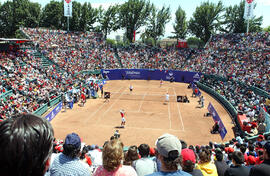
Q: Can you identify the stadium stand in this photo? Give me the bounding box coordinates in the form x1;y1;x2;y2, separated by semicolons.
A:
1;27;270;176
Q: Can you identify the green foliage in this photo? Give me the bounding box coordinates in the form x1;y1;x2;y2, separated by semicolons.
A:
144;5;171;46
0;0;41;37
187;37;204;48
222;0;263;33
0;1;13;37
189;1;224;43
99;5;120;39
264;26;270;32
40;1;64;29
118;0;152;42
173;6;187;40
106;38;116;45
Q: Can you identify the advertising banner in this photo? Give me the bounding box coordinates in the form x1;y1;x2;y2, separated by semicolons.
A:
64;0;72;17
101;69;201;83
45;102;62;122
244;0;254;20
208;103;227;140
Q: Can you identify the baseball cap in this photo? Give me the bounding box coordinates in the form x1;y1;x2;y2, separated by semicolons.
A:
181;148;196;164
64;133;81;149
156;133;182;158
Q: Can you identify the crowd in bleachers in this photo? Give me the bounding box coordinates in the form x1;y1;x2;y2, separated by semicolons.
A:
21;27;121;74
117;45;198;70
0;47;105;120
1;113;270;176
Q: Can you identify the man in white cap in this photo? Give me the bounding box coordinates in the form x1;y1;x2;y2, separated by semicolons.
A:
146;133;191;176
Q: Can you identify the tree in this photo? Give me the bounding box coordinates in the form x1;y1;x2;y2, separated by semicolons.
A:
189;1;224;43
118;0;152;42
264;26;270;32
0;1;13;37
40;1;64;29
187;37;204;48
70;1;81;31
0;0;41;37
173;6;187;40
99;5;120;39
144;5;171;46
222;0;263;33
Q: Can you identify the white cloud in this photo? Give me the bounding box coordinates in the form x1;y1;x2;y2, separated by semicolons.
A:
257;0;270;6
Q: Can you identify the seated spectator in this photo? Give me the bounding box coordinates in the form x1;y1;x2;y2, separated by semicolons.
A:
249;141;270;176
196;148;218;176
93;139;137;176
49;133;91;176
0;113;54;176
214;150;229;176
124;145;139;166
182;148;203;176
132;144;157;176
146;133;191;176
224;151;249;176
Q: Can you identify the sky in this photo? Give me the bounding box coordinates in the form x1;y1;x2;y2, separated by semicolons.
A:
3;0;270;39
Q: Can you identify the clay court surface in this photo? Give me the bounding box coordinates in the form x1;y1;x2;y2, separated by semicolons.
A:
51;80;235;147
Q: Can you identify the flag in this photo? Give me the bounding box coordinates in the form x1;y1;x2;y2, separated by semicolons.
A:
244;0;254;20
64;0;72;17
133;30;136;42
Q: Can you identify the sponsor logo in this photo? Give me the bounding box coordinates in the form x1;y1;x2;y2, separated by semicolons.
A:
169;72;173;76
193;73;201;79
103;70;110;74
125;71;141;75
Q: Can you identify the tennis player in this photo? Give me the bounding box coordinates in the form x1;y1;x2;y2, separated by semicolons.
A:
129;84;133;93
164;92;169;105
120;109;126;128
160;79;163;87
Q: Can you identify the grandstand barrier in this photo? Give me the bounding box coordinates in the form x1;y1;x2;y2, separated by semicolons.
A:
34;104;48;116
196;82;244;136
101;69;201;83
0;90;13;101
50;95;62;107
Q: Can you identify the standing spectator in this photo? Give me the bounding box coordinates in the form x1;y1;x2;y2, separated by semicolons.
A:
224;151;249;176
249;141;270;176
132;144;157;176
93;139;137;176
49;133;91;176
196;148;218;176
214;150;229;176
146;133;191;176
0;113;54;176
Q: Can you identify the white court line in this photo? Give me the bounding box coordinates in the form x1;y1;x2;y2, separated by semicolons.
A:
99;124;184;132
173;87;185;131
84;86;123;123
138;92;147;112
168;101;172;129
128;111;166;115
95;86;126;124
167;87;172;129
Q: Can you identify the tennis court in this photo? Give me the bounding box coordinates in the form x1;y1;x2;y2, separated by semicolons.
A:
51;80;235;147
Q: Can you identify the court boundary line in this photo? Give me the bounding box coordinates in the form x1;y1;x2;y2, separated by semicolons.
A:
138;92;147;112
167;88;172;129
98;124;184;132
95;86;126;124
174;87;185;131
84;86;124;124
